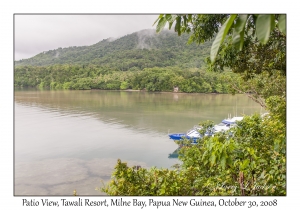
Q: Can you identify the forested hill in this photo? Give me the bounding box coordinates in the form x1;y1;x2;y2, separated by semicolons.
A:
15;29;212;70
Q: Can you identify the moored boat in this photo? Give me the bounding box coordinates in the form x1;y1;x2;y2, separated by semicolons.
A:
168;116;244;143
168;125;213;143
168;125;201;142
213;116;243;133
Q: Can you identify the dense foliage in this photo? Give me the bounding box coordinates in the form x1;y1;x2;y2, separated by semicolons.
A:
101;14;286;196
155;15;286;107
155;14;285;63
102;113;285;196
14;64;239;93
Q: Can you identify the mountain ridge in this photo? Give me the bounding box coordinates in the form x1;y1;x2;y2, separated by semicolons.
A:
15;29;212;70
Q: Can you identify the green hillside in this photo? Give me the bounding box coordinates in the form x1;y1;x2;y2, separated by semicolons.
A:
15;29;240;93
15;29;212;70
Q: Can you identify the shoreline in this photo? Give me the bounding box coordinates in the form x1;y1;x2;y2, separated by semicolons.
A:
15;87;225;95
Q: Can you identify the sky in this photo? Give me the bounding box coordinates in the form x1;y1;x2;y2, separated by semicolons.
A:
14;15;158;60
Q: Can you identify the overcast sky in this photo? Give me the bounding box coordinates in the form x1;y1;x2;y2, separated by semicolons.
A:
14;15;158;61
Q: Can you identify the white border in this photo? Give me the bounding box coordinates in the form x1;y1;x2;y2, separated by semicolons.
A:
1;0;297;209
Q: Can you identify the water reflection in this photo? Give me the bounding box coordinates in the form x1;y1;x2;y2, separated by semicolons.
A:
168;147;182;159
15;90;264;134
14;89;263;195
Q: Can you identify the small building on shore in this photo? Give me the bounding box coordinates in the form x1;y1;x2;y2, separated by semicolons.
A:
173;86;179;92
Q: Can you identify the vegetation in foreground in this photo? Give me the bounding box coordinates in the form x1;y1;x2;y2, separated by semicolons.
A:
100;14;286;196
101;112;285;196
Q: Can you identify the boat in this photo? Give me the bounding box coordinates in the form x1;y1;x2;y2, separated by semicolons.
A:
168;125;213;143
168;116;244;143
168;125;201;141
213;116;243;133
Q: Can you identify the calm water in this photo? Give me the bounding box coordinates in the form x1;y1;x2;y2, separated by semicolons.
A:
14;89;263;195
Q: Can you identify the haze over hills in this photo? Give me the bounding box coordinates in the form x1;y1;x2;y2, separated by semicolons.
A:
15;29;212;70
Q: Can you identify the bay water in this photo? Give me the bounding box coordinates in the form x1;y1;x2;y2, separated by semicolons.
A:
14;89;263;195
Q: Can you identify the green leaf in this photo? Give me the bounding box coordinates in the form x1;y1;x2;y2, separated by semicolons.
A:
232;15;248;51
256;15;275;44
278;14;286;35
259;170;266;179
175;16;182;36
235;15;248;33
210;153;216;166
153;14;164;26
156;16;167;33
220;153;227;170
160;188;165;195
270;14;275;31
167;15;177;30
165;14;171;20
210;14;237;63
232;31;243;50
240;159;250;170
187;34;195;44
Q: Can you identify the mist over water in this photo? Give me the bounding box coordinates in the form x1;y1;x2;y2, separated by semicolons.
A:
14;90;263;195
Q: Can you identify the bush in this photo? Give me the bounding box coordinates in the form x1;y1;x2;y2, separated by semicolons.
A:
101;114;286;196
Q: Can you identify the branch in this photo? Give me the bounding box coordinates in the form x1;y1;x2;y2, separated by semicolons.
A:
230;82;266;108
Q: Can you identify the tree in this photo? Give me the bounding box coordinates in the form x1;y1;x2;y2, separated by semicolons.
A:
155;14;286;110
101;115;285;196
101;14;286;196
154;14;286;63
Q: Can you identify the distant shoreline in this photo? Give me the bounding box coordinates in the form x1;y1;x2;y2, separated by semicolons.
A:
15;87;229;95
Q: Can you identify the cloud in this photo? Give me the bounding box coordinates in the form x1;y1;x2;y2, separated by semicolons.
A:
136;29;157;49
14;15;158;60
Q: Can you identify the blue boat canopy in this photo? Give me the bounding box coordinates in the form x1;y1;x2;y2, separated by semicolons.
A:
221;120;236;125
